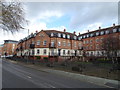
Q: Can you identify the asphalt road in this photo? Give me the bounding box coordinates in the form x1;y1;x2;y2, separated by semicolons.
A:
1;58;110;88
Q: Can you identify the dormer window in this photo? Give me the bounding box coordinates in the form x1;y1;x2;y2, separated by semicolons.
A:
105;30;109;34
74;36;77;40
90;33;94;37
63;34;66;38
119;28;120;32
113;28;117;33
100;31;104;35
67;35;70;39
87;34;89;38
51;33;54;37
78;37;82;40
96;32;99;36
58;33;61;37
83;35;86;38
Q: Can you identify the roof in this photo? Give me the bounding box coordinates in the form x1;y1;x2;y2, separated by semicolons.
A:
43;30;78;40
4;40;18;43
78;24;120;36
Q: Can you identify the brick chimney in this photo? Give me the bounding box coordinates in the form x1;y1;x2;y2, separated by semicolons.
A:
64;29;66;32
113;23;115;27
99;26;101;29
36;30;38;33
73;31;76;34
88;30;89;32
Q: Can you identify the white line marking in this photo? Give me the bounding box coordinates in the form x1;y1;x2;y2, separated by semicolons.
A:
27;76;31;78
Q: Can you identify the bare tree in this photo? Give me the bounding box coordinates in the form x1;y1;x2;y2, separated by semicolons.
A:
101;35;119;64
0;0;28;33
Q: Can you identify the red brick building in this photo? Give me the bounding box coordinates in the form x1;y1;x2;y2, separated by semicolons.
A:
16;30;83;61
16;24;120;61
2;40;18;57
78;24;120;61
0;44;4;57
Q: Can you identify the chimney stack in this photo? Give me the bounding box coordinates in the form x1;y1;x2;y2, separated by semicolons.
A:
113;23;115;27
79;32;80;35
99;26;101;29
64;29;66;32
88;30;89;32
36;30;38;33
73;31;76;34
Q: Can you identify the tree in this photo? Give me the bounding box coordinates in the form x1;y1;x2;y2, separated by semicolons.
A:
101;35;119;64
0;0;27;33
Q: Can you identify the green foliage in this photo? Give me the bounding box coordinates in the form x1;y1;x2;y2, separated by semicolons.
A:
36;56;41;59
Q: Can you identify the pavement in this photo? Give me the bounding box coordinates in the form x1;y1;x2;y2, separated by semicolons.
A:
2;58;120;89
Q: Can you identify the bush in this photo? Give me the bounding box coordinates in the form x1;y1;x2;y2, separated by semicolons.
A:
46;63;53;67
72;66;80;72
43;57;48;62
36;56;41;59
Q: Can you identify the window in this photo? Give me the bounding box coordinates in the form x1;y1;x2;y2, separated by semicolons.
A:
68;42;71;46
36;41;40;45
74;42;76;47
96;38;99;42
119;28;120;32
58;41;61;46
51;33;54;37
63;41;66;46
37;49;40;54
86;40;89;44
43;49;47;54
100;31;104;35
90;33;94;37
43;40;47;46
100;38;103;42
113;28;117;33
87;34;89;38
83;41;86;44
32;50;34;55
58;33;61;37
74;36;77;40
90;39;93;43
67;35;70;39
32;41;34;44
63;50;65;54
90;45;92;49
83;35;86;38
78;36;82;40
67;50;70;54
105;30;109;34
96;32;99;36
96;44;99;49
63;34;66;38
51;41;55;47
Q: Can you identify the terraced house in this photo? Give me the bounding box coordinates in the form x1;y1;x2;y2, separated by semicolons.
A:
16;24;120;62
78;24;120;61
16;29;83;62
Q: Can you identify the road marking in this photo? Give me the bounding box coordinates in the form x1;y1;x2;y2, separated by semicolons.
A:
43;83;56;88
27;76;31;78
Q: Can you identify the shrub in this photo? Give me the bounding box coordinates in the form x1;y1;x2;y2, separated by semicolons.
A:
36;56;41;59
72;66;80;72
43;57;48;62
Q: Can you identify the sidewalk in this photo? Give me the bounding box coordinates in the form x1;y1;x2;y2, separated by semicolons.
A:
5;59;120;89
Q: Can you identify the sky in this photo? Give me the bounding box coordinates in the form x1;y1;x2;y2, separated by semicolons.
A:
0;0;119;44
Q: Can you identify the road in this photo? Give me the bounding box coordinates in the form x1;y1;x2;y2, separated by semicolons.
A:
1;58;111;88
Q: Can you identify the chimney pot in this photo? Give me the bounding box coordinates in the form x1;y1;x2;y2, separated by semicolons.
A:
99;26;101;29
64;29;66;32
73;31;76;34
36;30;38;33
113;23;115;27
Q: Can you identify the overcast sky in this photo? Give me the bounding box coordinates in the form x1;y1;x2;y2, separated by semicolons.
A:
0;1;118;44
